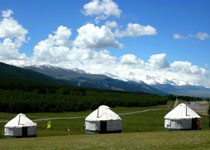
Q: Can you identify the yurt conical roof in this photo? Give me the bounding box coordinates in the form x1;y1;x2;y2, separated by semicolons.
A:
164;103;201;119
85;105;121;121
5;113;37;128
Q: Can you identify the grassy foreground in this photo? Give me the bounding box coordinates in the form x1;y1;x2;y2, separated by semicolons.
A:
0;131;210;150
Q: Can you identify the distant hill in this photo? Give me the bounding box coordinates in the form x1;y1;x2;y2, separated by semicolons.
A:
4;62;208;97
0;62;64;84
153;84;210;97
25;65;210;97
0;62;165;95
25;65;166;95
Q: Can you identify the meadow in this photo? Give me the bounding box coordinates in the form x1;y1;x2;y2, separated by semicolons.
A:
0;101;209;137
0;101;209;150
0;130;209;150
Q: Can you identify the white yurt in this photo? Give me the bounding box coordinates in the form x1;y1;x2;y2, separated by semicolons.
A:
85;105;122;134
4;113;37;138
164;103;201;130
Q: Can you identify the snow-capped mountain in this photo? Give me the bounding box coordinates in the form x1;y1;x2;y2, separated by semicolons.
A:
25;65;166;95
107;72;210;97
25;65;210;97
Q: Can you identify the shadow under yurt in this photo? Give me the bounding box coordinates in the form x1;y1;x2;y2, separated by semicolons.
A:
4;113;37;138
85;105;122;134
164;103;201;131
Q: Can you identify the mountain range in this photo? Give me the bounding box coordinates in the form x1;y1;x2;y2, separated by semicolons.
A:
153;84;210;97
1;62;210;97
25;65;210;97
25;65;165;95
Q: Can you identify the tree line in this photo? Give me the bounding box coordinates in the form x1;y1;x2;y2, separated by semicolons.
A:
168;95;209;102
0;79;168;113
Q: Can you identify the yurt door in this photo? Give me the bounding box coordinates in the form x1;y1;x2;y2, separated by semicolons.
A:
192;118;197;130
100;121;107;133
22;127;28;137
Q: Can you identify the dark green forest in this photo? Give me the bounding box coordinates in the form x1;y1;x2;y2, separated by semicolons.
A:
0;79;168;113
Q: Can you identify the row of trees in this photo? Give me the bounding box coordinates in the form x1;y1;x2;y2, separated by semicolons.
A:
0;79;168;113
168;95;209;102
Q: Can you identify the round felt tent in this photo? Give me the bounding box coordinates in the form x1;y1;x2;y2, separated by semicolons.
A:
85;105;122;134
164;103;201;130
4;113;37;138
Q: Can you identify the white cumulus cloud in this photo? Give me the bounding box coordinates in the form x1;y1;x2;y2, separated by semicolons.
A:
0;9;28;44
119;54;145;67
83;49;117;71
0;9;28;64
51;25;72;46
0;38;27;60
74;23;123;49
147;53;169;69
32;26;72;64
82;0;121;23
32;25;118;69
170;61;207;75
115;23;157;38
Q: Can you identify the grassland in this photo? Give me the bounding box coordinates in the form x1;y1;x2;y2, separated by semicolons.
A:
0;101;209;137
0;131;210;150
0;101;209;150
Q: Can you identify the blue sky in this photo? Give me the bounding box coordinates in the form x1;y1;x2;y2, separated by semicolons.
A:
0;0;210;87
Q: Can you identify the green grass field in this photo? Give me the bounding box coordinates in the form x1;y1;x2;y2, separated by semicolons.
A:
0;101;209;150
0;101;209;137
0;131;210;150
